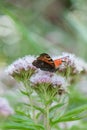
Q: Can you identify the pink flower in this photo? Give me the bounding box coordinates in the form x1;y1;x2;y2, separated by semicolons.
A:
6;55;36;78
0;97;14;117
51;74;68;87
30;70;67;87
63;53;87;73
30;70;68;96
30;70;51;84
53;52;87;74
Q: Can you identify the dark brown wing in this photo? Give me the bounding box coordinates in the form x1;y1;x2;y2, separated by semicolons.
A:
32;53;55;72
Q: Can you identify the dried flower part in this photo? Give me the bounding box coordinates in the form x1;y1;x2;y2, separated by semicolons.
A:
53;53;87;74
51;74;68;95
58;88;65;95
0;97;14;117
6;55;36;79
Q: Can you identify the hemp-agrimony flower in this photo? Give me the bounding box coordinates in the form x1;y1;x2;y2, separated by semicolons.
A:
6;55;36;80
55;52;87;75
0;97;14;117
30;70;68;96
5;53;87;130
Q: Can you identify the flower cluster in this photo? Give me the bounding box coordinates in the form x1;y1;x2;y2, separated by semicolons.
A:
30;70;68;86
0;97;14;117
5;53;87;130
30;70;68;95
6;55;36;80
53;52;87;75
6;53;87;96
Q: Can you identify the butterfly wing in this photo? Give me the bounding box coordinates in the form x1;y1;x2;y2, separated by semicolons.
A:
54;56;69;69
32;53;55;72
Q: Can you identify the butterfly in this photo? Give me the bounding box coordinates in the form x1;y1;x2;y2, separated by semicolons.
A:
32;53;68;72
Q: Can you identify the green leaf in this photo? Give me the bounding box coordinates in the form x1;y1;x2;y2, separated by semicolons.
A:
49;103;65;120
36;112;42;119
11;115;32;122
4;122;44;130
49;103;64;112
25;103;45;113
63;104;87;117
3;114;45;130
20;89;29;96
33;105;45;114
52;104;87;125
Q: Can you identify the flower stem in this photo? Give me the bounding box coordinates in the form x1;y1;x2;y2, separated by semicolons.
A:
45;104;51;130
23;80;36;123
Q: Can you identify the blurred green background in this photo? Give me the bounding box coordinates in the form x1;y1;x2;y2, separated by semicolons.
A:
0;0;87;64
0;0;87;129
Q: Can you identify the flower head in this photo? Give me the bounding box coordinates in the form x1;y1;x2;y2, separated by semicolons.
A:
30;70;52;84
51;74;68;87
0;97;14;117
54;52;87;74
6;55;36;80
30;70;68;95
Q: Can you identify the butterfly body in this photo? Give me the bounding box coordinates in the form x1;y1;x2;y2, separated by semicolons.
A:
32;53;68;72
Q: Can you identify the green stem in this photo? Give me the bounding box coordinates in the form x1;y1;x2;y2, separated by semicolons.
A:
46;104;51;130
23;80;36;123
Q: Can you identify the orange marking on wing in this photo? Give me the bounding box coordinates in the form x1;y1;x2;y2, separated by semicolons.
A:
54;59;62;68
54;56;69;68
